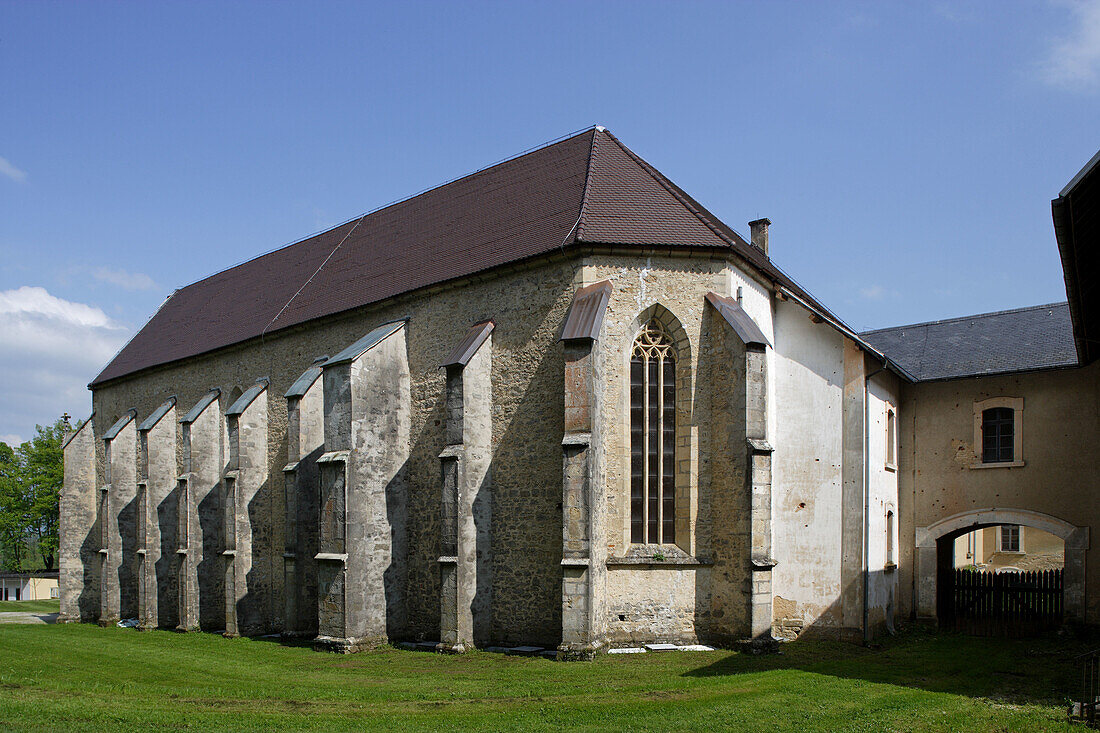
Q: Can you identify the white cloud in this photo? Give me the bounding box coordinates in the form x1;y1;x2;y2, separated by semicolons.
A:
92;266;158;291
0;156;27;183
0;434;23;447
0;287;130;441
860;284;887;300
1040;0;1100;91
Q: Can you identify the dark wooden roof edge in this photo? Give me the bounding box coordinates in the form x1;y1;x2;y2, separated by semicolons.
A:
777;285;916;383
560;280;613;341
1053;151;1098;366
441;320;495;367
103;409;137;441
137;396;177;432
704;292;771;348
225;378;270;417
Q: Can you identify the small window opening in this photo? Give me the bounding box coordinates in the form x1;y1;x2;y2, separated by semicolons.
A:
982;407;1014;463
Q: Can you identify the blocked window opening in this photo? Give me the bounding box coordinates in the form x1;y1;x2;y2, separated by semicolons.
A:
885;406;897;468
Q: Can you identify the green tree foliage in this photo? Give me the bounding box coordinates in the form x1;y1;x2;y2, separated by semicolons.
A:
0;420;66;571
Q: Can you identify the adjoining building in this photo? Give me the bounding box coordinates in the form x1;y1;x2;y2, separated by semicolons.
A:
1;571;59;602
59;128;1099;653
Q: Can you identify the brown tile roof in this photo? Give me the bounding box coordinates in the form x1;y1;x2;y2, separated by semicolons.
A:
92;128;832;386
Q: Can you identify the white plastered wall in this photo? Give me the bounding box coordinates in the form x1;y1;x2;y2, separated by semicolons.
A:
770;297;846;634
866;372;900;629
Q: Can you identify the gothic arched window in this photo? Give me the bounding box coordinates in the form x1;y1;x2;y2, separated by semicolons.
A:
630;320;676;545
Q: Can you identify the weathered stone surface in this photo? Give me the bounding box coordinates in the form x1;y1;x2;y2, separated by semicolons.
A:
138;399;177;629
284;364;324;638
316;324;410;651
225;381;270;637
60;417;98;623
178;390;224;632
102;412;138;625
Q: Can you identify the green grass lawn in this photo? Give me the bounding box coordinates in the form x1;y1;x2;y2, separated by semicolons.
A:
0;622;1084;731
0;599;59;614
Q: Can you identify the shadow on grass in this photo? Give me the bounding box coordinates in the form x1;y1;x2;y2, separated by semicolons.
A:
684;623;1095;706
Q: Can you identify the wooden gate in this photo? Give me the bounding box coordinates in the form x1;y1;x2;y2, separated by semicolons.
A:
943;568;1063;636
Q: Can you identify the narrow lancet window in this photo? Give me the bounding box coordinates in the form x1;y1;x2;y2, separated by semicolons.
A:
630;320;676;545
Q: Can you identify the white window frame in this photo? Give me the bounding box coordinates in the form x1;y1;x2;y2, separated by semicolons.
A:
997;524;1023;554
971;397;1024;469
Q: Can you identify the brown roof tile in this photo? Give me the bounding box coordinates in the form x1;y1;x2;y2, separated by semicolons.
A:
92;128;838;386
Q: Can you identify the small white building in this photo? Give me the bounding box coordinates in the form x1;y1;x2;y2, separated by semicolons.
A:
0;572;59;602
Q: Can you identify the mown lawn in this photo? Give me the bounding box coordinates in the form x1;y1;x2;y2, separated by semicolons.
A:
0;599;59;614
0;622;1084;731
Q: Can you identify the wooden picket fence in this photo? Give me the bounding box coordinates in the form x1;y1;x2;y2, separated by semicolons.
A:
945;568;1063;637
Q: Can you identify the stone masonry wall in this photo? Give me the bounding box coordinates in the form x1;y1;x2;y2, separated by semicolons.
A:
90;257;578;646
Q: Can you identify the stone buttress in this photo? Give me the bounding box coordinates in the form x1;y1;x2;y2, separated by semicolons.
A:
437;321;493;652
59;416;98;623
101;410;138;625
283;358;325;639
705;292;776;646
224;379;270;637
558;281;612;659
137;397;178;629
178;389;224;632
316;321;411;652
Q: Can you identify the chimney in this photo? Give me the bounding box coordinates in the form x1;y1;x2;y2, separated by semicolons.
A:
748;218;771;256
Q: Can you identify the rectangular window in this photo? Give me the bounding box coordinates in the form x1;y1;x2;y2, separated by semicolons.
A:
999;524;1021;553
982;407;1014;463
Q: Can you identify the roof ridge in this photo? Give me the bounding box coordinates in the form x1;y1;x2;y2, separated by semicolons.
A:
575;127;601;242
598;129;747;250
861;301;1070;335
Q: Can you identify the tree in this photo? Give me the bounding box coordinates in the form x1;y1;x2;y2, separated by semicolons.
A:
19;421;65;571
0;420;65;571
0;441;30;570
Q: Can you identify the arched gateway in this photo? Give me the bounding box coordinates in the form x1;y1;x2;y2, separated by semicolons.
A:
915;508;1089;623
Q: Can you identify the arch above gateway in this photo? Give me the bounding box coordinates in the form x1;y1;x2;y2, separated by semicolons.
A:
915;507;1088;622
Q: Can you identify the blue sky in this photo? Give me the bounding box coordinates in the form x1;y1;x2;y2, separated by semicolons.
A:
1;1;1098;443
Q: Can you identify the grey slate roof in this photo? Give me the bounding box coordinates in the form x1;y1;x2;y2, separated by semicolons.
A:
860;302;1077;381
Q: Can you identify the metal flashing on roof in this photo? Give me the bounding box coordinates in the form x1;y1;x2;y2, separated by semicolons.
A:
705;292;771;348
1059;148;1100;198
180;388;221;424
103;409;137;441
442;320;494;367
324;321;405;367
560;280;612;341
61;412;94;450
285;359;327;398
226;379;270;416
138;397;177;432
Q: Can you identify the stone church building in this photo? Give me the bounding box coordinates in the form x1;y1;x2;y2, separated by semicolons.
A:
59;128;1100;656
